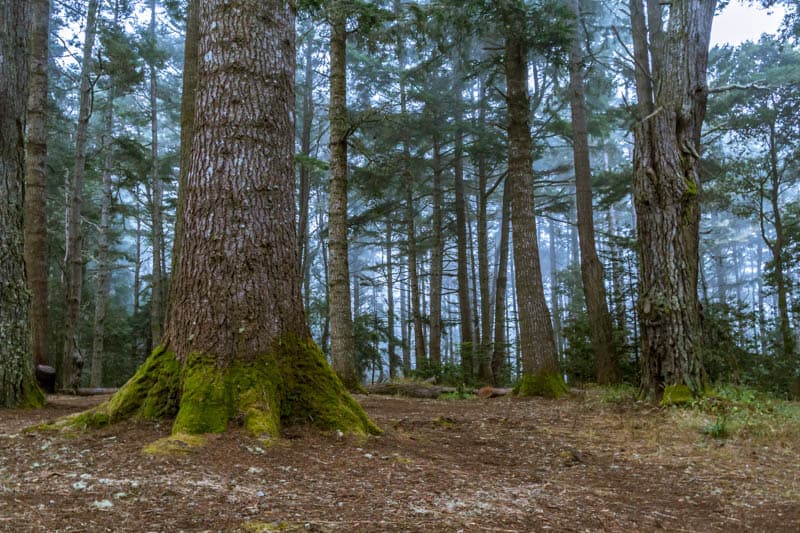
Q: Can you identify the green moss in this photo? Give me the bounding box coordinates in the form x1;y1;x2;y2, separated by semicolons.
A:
21;378;46;408
514;371;569;399
28;335;380;441
660;384;694;406
142;433;207;455
275;336;381;436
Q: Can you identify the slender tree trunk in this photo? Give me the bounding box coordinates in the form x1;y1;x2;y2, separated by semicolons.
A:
386;221;398;379
477;92;493;383
327;1;358;389
505;33;560;381
91;49;118;388
149;0;164;347
429;136;444;370
548;220;562;358
567;0;620;383
630;0;715;399
298;34;314;305
1;0;43;407
400;263;411;374
491;182;511;384
24;0;50;369
454;122;474;382
131;193;143;364
62;0;100;390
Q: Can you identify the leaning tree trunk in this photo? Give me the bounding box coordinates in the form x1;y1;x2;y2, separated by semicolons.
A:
62;0;100;391
630;0;715;400
1;0;44;408
53;0;378;442
327;1;358;389
24;0;51;369
505;33;564;397
567;0;620;384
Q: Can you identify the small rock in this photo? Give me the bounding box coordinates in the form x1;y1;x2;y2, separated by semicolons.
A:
92;499;113;510
256;490;265;497
72;481;87;490
247;467;263;474
364;453;374;459
113;492;127;499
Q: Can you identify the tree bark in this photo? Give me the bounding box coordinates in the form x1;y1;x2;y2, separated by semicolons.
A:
67;0;378;439
429;135;444;371
454;122;474;382
567;0;620;383
91;50;118;388
1;0;44;408
149;0;164;348
505;33;560;380
385;221;398;379
24;0;50;369
630;0;715;399
62;0;100;391
491;181;511;384
477;88;493;384
327;2;359;389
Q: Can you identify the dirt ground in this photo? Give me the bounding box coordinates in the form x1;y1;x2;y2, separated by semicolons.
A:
1;390;798;532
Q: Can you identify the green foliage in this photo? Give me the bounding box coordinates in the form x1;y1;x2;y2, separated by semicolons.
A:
438;390;477;400
599;384;638;404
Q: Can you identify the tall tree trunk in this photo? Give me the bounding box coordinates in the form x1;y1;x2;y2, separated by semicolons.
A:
386;221;398;379
491;181;512;384
327;1;358;389
477;91;493;383
24;0;50;369
1;0;44;407
429;136;444;371
400;262;411;374
548;220;562;359
131;193;143;364
454;122;474;382
505;33;561;384
91;30;119;388
62;0;100;391
149;0;164;347
630;0;714;399
75;0;377;440
298;34;314;305
567;0;620;383
763;121;795;374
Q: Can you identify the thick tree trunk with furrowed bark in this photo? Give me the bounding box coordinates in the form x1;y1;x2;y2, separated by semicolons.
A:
50;0;378;442
1;0;44;408
630;0;715;400
24;0;51;370
327;2;359;390
505;31;563;394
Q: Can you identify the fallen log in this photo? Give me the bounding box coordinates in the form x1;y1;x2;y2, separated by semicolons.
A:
57;388;119;396
365;382;458;399
366;382;513;399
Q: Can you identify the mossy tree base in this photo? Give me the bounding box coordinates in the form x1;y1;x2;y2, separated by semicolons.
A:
513;372;569;399
43;335;380;442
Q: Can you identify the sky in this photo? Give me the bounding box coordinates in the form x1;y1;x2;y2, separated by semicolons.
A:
711;0;787;46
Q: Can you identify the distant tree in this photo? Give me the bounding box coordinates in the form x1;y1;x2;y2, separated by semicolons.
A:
1;0;44;408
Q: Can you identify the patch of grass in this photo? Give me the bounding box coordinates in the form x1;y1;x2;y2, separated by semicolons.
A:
599;384;638;404
438;391;476;401
680;385;800;441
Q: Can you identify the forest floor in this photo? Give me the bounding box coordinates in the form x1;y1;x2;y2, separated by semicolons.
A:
1;388;799;532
